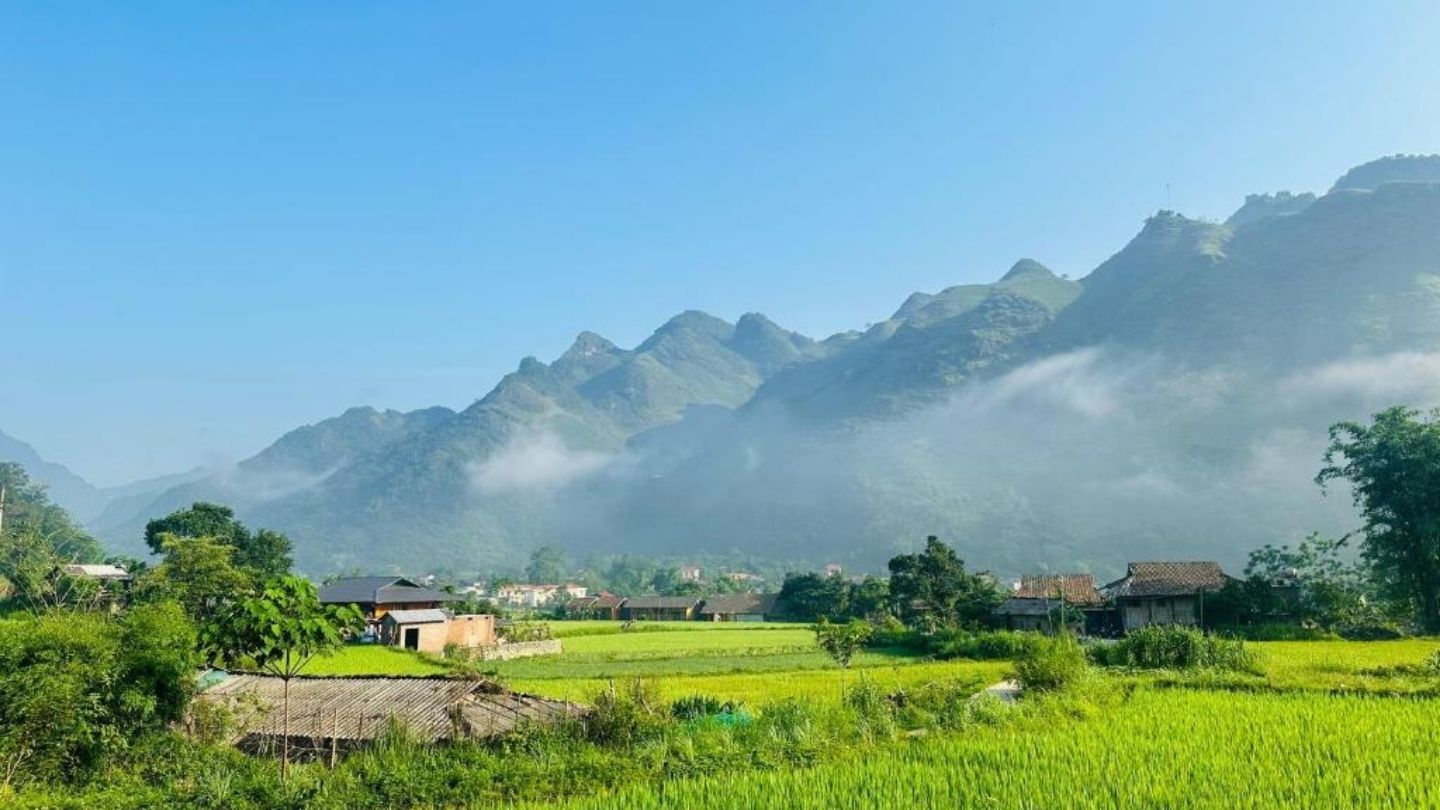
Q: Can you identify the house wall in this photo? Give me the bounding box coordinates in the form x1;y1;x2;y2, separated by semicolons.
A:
446;614;497;648
1121;596;1199;631
382;621;448;652
373;600;441;620
623;607;693;621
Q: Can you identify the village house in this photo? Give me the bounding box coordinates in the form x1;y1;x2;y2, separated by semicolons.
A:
565;592;624;620
194;673;581;760
380;609;498;653
697;593;777;622
1103;561;1231;632
621;595;702;621
317;576;456;621
57;563;133;607
994;574;1106;633
494;582;587;609
679;565;702;583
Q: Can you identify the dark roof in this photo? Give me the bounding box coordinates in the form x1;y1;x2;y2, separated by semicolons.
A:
624;596;701;610
1105;562;1229;598
996;597;1052;617
593;593;624;608
317;577;455;606
699;593;778;615
196;675;580;743
1014;574;1104;607
565;596;599;611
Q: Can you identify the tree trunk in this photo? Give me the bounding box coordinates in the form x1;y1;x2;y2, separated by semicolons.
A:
282;654;291;783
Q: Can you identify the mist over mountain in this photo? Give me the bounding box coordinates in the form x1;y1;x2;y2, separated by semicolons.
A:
88;155;1440;579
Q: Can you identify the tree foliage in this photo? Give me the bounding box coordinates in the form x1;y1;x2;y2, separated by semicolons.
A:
1318;407;1440;631
888;536;1002;631
144;502;292;580
0;602;198;786
135;534;254;622
813;617;873;670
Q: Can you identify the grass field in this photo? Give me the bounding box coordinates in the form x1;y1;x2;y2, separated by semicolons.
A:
541;688;1440;809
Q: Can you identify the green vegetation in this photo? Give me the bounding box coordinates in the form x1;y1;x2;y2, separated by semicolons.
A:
542;689;1440;809
1090;625;1259;673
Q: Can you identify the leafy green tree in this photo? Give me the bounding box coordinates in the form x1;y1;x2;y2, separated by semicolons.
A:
848;576;891;621
0;462;102;564
1318;407;1440;631
136;534;253;622
144;503;292;579
888;536;1002;632
525;545;566;584
201;576;363;780
813;617;873;670
778;572;851;621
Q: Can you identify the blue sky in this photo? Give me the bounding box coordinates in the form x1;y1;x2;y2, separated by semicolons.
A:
2;1;1438;484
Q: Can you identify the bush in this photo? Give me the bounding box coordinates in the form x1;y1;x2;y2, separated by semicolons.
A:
670;695;734;721
1210;623;1336;642
1090;625;1259;673
1013;633;1088;692
584;680;670;745
1337;623;1407;641
932;630;1045;661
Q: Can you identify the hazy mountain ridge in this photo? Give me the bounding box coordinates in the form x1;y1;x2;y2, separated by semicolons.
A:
83;155;1440;577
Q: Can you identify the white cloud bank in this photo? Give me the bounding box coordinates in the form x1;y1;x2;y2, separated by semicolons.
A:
468;431;614;495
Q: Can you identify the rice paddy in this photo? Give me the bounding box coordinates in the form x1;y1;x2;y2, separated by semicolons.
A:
299;624;1440;809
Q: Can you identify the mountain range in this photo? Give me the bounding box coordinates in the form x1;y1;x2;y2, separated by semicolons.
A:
10;153;1440;580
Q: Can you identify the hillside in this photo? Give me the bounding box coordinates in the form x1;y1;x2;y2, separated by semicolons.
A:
93;155;1440;578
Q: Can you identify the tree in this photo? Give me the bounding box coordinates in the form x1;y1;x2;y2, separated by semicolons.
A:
525;545;566;584
778;572;850;622
135;534;253;622
144;503;292;579
201;576;363;780
0;462;103;564
1318;407;1440;631
888;536;1002;632
814;617;873;695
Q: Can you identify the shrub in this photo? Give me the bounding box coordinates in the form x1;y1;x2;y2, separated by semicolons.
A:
932;630;1045;661
1337;623;1407;641
584;680;670;746
670;695;734;721
1090;625;1259;673
1013;633;1088;692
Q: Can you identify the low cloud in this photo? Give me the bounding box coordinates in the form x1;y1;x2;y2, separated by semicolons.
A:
1283;352;1440;404
468;431;614;495
959;348;1132;420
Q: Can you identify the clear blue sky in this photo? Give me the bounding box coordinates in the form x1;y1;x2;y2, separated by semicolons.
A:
2;1;1438;485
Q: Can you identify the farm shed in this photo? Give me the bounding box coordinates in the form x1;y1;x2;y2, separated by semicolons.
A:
195;674;582;760
622;596;701;621
1104;562;1231;632
317;576;457;620
698;593;778;622
381;609;450;652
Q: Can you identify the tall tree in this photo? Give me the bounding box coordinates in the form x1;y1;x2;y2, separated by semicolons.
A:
202;576;362;781
888;536;1001;631
144;503;292;579
137;534;254;621
525;545;566;584
1318;406;1440;631
0;462;102;563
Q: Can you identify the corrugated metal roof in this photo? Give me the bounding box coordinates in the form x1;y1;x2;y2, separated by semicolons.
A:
384;609;448;624
60;564;131;579
196;675;581;743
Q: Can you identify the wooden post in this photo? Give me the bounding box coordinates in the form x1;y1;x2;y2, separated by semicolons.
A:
330;709;338;768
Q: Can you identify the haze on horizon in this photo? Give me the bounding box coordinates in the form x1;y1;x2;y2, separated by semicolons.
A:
3;1;1439;485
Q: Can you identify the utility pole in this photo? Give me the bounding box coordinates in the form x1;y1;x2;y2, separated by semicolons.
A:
0;485;7;536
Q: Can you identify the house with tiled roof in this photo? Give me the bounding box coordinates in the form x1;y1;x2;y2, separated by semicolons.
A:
621;595;702;622
1103;562;1232;632
995;574;1106;632
317;576;458;621
698;593;778;623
